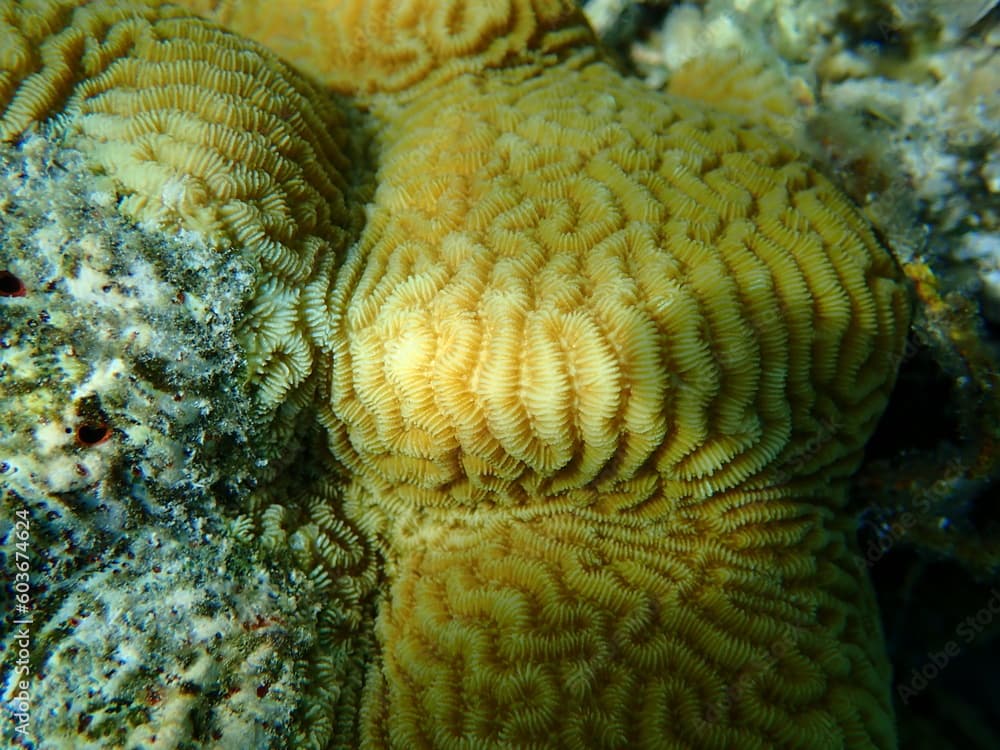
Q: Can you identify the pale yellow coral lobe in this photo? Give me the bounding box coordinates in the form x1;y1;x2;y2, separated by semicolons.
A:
2;1;910;748
178;0;592;94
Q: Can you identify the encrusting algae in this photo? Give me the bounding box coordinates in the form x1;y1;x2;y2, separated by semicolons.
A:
1;1;912;748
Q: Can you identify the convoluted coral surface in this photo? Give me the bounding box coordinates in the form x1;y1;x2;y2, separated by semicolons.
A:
2;1;911;748
323;21;908;750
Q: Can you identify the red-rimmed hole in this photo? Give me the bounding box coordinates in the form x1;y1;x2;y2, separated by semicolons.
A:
76;423;111;447
0;270;26;297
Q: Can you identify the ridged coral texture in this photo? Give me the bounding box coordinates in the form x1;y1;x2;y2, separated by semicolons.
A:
179;0;592;93
1;0;910;748
329;51;907;750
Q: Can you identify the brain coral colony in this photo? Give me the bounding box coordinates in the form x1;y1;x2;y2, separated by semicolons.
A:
1;1;910;749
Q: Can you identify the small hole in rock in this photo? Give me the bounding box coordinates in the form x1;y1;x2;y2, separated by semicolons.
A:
76;423;110;447
0;270;26;297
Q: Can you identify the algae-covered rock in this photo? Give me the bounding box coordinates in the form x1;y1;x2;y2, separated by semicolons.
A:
0;134;346;749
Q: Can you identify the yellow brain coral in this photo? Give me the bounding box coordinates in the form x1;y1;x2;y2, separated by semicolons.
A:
3;0;911;748
319;17;908;750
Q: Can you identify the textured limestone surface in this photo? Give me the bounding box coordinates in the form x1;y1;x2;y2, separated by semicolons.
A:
0;134;332;748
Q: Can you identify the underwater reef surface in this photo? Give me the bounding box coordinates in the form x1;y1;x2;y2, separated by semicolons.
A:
0;0;996;748
0;133;352;748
